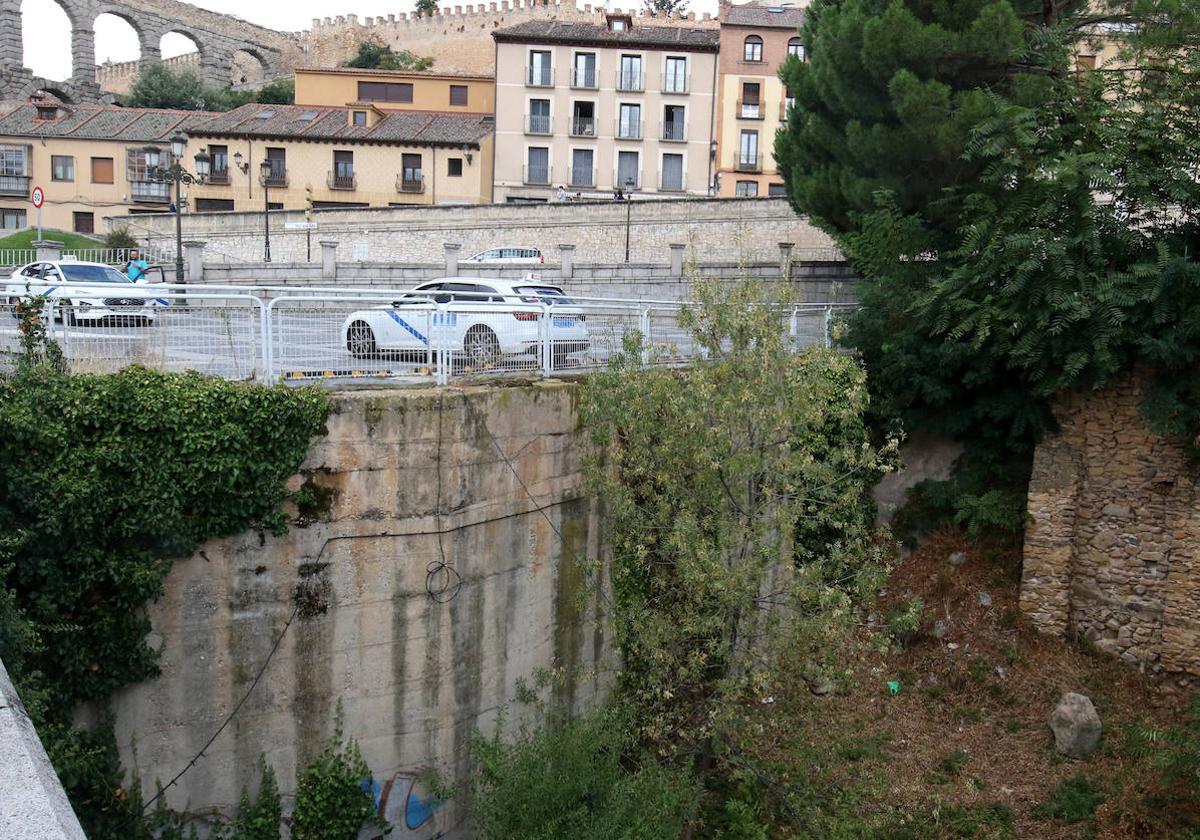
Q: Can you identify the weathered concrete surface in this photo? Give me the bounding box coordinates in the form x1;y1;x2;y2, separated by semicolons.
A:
872;430;962;527
0;659;86;839
1021;372;1200;680
111;381;609;832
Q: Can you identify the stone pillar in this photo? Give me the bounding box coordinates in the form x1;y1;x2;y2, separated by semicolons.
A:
779;242;794;278
669;243;686;278
0;0;22;71
198;51;226;89
444;242;461;276
182;241;205;283
558;244;575;279
70;27;96;81
320;241;338;280
33;240;63;262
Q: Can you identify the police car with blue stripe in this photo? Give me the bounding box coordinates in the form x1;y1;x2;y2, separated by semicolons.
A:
5;258;166;326
342;279;589;368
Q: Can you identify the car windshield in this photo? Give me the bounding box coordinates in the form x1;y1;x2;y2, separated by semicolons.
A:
60;264;133;284
515;286;574;304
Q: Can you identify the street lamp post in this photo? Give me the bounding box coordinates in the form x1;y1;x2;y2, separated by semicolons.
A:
144;135;210;284
623;176;635;263
259;159;273;263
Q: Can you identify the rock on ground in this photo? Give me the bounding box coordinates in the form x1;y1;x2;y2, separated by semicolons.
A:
1049;692;1102;759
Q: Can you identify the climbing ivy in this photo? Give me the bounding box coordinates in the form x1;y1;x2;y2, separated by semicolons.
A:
0;359;326;834
290;707;388;840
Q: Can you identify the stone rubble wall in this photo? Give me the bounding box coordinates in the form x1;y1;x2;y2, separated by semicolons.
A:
1021;372;1200;679
114;197;841;267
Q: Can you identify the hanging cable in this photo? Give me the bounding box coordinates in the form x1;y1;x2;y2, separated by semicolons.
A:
425;387;462;603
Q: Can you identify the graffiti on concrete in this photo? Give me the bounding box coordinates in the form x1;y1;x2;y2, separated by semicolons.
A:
363;769;448;839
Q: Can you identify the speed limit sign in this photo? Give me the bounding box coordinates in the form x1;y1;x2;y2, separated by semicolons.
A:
31;186;43;208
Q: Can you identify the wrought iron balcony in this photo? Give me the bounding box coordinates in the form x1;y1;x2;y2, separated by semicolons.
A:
396;174;425;193
525;113;552;135
328;171;357;190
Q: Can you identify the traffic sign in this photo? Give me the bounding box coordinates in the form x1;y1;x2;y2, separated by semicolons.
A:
284;222;318;230
31;186;43;208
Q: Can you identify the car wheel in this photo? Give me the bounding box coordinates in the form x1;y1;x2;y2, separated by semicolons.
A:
463;325;501;369
346;320;377;357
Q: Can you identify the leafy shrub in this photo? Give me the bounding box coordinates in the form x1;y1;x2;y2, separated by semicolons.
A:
470;705;699;840
103;227;139;252
885;597;924;647
291;711;386;840
1125;696;1200;795
231;756;282;840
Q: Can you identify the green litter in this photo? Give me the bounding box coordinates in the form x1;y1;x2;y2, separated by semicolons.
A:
886;680;901;696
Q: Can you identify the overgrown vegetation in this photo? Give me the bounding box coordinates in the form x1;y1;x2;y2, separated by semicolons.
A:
291;709;388;840
470;280;896;835
0;319;326;834
125;63;295;111
343;39;433;72
776;0;1200;535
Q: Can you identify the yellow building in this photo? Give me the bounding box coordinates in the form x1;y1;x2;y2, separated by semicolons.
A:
184;103;495;211
0;97;215;234
295;67;496;116
715;3;806;198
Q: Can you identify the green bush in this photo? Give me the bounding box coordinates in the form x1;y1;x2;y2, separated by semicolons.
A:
103;227;139;252
470;706;700;840
291;712;386;840
1034;774;1104;824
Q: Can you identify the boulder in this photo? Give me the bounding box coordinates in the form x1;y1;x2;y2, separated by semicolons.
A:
947;551;967;566
1049;693;1102;759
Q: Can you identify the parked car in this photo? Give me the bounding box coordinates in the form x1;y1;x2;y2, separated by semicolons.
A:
341;278;588;368
4;259;166;326
460;247;544;266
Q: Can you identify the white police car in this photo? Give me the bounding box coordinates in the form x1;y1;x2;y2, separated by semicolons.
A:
342;278;588;368
4;259;166;326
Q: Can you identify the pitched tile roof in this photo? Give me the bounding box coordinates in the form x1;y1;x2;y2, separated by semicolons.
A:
722;3;806;28
492;20;719;51
188;103;494;147
0;103;217;142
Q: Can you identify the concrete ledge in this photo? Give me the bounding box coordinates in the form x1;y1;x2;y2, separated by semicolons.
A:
0;659;85;839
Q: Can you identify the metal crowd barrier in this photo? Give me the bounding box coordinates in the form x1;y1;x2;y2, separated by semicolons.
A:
1;280;855;385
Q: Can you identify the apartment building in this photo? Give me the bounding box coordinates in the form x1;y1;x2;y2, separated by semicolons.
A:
715;3;806;197
492;16;719;202
184;103;495;211
294;67;496;116
0;97;215;234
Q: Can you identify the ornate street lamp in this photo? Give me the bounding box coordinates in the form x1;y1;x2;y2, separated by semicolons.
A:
259;158;274;263
143;134;210;283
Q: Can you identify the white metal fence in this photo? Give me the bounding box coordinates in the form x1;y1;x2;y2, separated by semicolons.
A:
1;281;854;385
0;247;173;269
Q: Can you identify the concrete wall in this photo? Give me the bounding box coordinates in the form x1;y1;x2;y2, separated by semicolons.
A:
1021;372;1200;681
111;196;842;266
111;382;609;832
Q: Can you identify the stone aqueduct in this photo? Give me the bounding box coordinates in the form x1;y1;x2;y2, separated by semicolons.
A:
0;0;296;102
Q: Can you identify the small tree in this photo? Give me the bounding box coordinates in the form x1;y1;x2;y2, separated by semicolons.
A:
642;0;689;15
231;756;282;840
415;0;438;16
126;62;234;111
103;227;139;252
343;39;433;71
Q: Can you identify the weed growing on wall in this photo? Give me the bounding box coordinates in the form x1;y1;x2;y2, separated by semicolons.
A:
0;360;326;834
291;706;388;840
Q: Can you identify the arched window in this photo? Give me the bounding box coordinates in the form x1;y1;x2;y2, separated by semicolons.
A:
788;37;805;60
743;35;763;62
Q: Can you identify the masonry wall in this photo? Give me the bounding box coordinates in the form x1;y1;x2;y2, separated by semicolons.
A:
112;196;842;266
110;382;609;833
1021;373;1200;679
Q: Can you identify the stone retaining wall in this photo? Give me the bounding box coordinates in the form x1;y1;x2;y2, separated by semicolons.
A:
1021;373;1200;679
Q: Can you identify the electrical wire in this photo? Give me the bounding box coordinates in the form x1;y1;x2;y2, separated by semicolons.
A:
425;388;462;603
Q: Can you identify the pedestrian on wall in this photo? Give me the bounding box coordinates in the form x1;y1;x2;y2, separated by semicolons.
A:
614;187;625;201
124;249;148;281
556;185;567;202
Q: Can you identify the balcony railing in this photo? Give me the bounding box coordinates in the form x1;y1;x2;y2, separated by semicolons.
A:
735;155;761;172
328;171;357;190
207;169;230;185
525;113;551;134
616;70;644;92
396;174;425;193
616;119;642;140
130;181;170;203
662;121;686;142
659;172;686;192
568;166;595;188
616;170;642;190
661;74;689;94
571;67;597;89
526;66;553;87
523;164;551;185
263;165;288;188
570;117;596;137
737;100;763;120
0;174;30;197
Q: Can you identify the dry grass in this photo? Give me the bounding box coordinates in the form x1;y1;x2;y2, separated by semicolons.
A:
739;529;1197;839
